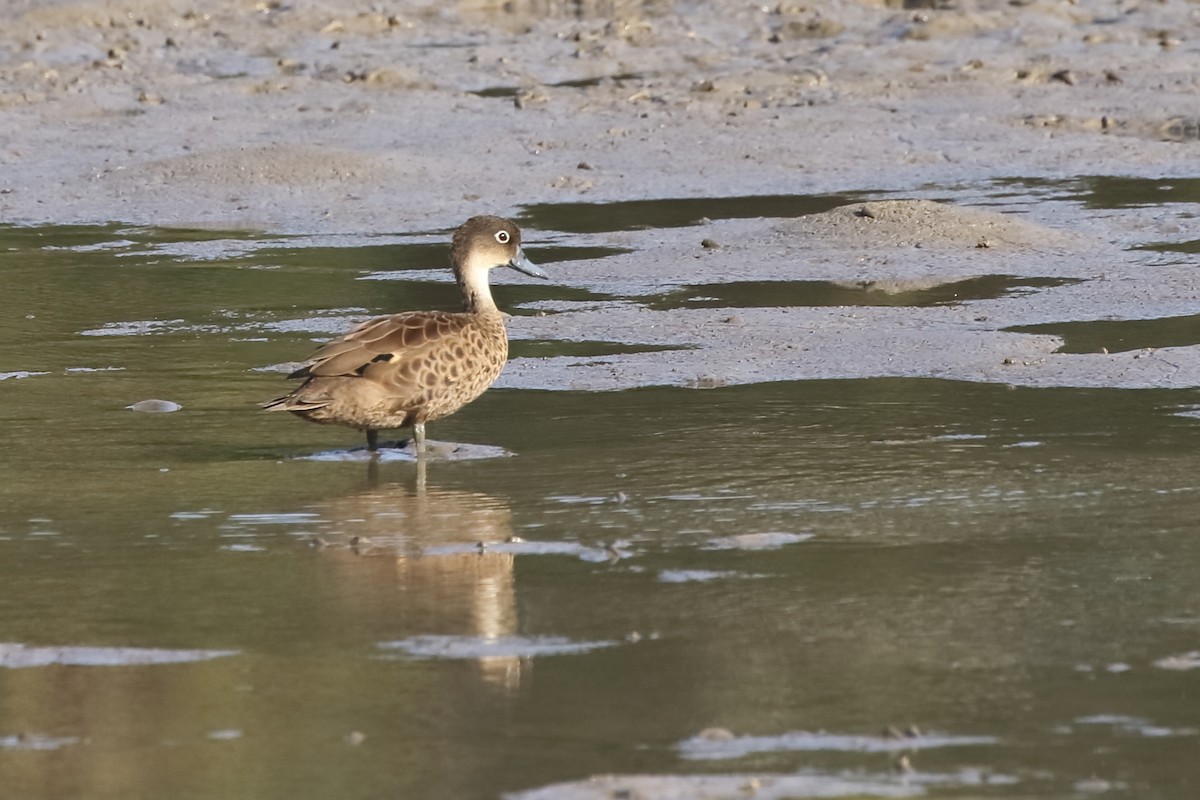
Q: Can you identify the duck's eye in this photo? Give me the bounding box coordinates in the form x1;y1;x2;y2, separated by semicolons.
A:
494;230;510;244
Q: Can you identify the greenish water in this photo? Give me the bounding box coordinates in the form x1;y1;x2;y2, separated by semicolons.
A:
1007;314;1200;354
1137;238;1200;257
3;223;1200;800
984;176;1200;209
645;276;1080;311
471;72;643;98
516;192;866;233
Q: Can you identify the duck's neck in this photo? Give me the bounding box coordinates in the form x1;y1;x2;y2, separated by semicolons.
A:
455;258;499;314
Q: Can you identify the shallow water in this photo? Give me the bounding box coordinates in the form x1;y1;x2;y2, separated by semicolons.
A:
471;72;644;98
645;276;1080;310
1007;313;1200;354
2;213;1200;800
981;175;1200;210
516;192;866;233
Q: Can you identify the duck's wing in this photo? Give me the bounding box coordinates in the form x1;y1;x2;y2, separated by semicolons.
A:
289;311;472;379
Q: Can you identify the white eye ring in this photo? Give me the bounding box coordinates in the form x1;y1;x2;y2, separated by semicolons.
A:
495;230;510;244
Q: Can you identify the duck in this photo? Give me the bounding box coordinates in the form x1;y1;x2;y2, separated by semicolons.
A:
263;215;547;454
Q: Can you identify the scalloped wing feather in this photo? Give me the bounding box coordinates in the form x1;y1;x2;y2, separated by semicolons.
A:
293;312;473;379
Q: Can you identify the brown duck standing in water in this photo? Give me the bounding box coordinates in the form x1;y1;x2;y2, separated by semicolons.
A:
263;215;547;454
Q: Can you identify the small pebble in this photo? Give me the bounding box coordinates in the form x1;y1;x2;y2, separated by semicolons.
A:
207;729;242;741
1074;778;1113;793
697;727;735;741
701;238;721;249
127;399;182;413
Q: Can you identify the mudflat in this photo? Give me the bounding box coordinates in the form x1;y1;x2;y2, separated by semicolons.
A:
1;0;1197;389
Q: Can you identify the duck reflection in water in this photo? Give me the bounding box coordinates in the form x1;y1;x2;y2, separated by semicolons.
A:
311;468;526;691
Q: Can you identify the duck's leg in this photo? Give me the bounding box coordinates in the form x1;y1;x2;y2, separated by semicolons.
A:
413;422;427;456
366;429;379;452
415;456;427;493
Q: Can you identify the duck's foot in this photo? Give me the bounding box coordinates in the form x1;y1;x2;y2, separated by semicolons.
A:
374;439;457;458
299;441;513;462
375;439;515;460
369;439;412;452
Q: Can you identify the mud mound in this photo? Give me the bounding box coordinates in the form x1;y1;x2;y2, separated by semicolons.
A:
124;145;387;187
785;199;1085;250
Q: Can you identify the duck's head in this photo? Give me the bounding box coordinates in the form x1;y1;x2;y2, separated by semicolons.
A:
451;215;548;281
